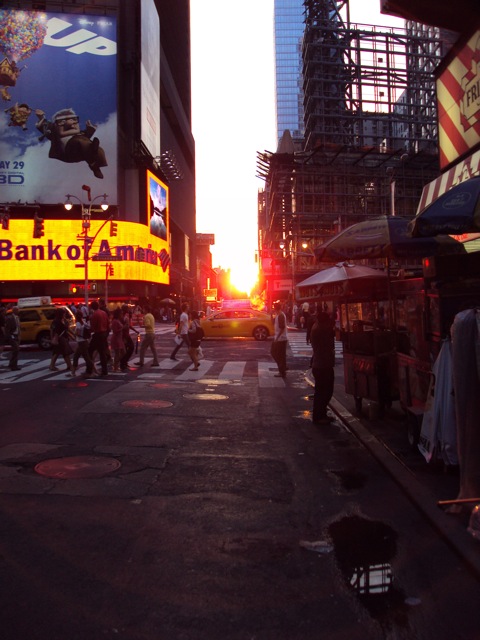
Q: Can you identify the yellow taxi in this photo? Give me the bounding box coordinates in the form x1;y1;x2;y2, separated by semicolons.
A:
200;308;274;340
16;298;76;350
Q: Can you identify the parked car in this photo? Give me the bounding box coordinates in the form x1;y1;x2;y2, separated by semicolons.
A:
17;304;76;350
200;309;274;340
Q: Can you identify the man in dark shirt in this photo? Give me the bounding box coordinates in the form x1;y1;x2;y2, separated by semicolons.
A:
88;300;110;376
310;310;335;424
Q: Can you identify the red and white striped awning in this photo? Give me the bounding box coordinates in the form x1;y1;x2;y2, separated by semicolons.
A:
417;148;480;213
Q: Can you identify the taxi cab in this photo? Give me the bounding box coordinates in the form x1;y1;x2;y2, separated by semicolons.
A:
16;297;76;350
200;308;274;340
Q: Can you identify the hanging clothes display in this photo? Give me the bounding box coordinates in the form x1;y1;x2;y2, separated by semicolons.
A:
451;308;480;501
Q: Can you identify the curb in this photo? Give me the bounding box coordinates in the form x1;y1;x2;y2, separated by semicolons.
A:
305;369;480;581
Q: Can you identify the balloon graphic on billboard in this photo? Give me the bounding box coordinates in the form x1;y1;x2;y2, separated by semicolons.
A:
0;9;47;100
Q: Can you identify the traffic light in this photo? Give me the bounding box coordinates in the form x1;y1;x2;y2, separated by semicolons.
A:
33;213;44;238
109;220;118;236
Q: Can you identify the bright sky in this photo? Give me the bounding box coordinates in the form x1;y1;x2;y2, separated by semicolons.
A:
190;1;404;293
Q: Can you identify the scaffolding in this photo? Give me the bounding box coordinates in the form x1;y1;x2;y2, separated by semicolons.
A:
257;1;446;302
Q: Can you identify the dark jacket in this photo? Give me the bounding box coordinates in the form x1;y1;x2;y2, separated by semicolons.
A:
310;313;335;369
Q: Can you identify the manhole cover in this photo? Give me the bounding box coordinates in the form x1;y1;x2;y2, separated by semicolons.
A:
35;456;121;479
183;393;229;400
52;381;89;388
121;399;173;408
197;378;232;385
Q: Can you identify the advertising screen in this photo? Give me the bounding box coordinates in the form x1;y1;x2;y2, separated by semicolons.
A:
0;219;170;285
147;170;169;242
0;9;117;203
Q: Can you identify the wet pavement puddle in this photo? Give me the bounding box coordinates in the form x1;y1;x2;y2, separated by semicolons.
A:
328;515;410;629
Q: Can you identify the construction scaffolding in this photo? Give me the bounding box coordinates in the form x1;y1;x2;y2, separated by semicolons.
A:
257;0;448;303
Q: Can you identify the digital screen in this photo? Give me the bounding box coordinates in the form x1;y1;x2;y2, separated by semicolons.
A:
0;219;170;284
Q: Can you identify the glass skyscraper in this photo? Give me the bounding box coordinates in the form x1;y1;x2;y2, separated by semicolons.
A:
274;0;305;146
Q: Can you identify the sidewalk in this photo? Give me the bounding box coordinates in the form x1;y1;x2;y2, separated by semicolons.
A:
299;329;480;582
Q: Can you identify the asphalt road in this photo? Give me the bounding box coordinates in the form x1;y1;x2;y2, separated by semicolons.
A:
0;328;479;639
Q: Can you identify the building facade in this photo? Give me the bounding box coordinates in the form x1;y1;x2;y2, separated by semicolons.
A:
0;0;196;307
259;0;457;307
274;0;305;148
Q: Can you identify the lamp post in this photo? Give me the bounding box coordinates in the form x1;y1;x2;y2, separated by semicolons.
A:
279;239;314;304
64;189;109;307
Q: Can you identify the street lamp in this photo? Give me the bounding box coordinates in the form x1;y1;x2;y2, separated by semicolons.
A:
64;189;109;307
279;239;315;303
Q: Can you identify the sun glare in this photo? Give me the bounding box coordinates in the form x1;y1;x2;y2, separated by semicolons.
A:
229;262;259;295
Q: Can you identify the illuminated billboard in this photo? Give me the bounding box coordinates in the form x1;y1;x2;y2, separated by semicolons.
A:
147;170;169;242
0;219;170;285
140;0;160;158
437;30;480;170
0;9;117;203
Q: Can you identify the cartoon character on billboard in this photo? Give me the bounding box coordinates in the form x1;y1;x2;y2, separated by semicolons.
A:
35;107;108;178
4;102;33;130
149;176;168;240
0;10;47;101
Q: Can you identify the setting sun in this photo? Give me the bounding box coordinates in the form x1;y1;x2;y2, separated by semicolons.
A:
229;261;259;295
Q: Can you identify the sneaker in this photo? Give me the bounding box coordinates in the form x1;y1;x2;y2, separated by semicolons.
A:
151;363;160;367
134;362;143;367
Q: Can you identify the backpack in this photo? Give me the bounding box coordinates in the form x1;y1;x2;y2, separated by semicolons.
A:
195;325;205;341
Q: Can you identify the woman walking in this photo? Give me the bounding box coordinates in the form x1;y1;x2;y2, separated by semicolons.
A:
72;311;96;377
49;307;75;375
110;307;126;372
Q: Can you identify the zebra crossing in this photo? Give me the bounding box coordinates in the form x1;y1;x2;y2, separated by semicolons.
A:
0;356;294;387
287;329;344;360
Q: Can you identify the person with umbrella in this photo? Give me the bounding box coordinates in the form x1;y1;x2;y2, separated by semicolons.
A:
310;309;336;425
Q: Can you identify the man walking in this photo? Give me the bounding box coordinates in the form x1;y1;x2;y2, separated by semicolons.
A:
271;301;288;378
310;310;335;425
135;304;159;367
170;302;189;360
4;305;21;371
88;300;110;377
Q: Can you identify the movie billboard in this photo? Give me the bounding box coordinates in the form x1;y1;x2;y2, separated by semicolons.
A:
0;9;117;203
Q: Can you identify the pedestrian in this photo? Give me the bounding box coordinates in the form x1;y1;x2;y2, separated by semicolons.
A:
271;301;288;378
4;305;21;371
72;311;96;377
310;310;335;425
110;307;125;372
49;307;75;375
187;310;203;371
0;302;6;361
88;300;110;377
120;304;139;371
170;302;190;360
135;304;159;367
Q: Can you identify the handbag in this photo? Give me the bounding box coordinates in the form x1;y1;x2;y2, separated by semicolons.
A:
174;334;183;346
51;333;59;346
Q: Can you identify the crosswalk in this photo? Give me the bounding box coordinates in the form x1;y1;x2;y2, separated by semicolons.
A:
0;356;295;387
287;330;344;360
